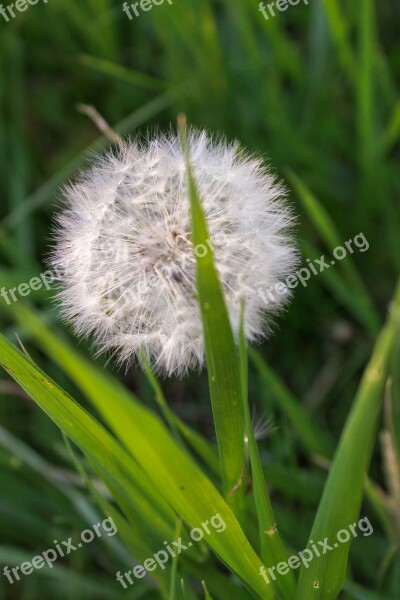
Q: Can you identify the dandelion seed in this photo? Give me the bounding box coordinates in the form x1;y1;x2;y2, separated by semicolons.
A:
50;129;298;376
252;409;276;441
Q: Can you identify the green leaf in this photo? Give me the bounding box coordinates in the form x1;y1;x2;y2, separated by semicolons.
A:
1;306;273;599
295;279;400;599
178;116;246;515
240;307;295;599
202;580;213;600
142;356;220;476
62;434;170;591
80;54;167;92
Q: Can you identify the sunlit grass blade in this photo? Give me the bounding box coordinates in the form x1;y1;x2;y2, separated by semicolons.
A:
202;580;213;600
62;434;165;569
295;279;400;599
381;100;400;156
6;305;272;599
0;425;140;568
0;334;179;532
169;519;183;600
178;116;246;515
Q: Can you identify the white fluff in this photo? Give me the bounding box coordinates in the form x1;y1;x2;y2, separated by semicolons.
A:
50;129;298;376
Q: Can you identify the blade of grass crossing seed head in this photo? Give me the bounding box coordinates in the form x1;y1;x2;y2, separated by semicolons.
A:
178;115;246;518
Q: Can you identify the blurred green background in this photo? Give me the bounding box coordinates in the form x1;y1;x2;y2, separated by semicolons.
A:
0;0;399;598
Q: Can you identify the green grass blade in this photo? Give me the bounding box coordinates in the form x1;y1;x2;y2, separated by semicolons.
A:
0;338;178;594
6;305;272;599
295;279;400;599
357;0;376;179
62;434;161;564
321;0;357;83
202;580;213;600
142;356;220;476
381;99;400;155
80;54;167;92
178;117;246;513
240;308;295;599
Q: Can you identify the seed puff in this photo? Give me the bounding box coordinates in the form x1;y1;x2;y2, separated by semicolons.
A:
50;129;298;376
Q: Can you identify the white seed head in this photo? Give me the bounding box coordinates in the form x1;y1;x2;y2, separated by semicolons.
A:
50;129;298;376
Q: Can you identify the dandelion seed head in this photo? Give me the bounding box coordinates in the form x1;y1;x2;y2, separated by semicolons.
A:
50;129;298;376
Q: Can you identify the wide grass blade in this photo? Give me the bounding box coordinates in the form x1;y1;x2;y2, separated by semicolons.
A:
3;305;272;599
178;116;246;515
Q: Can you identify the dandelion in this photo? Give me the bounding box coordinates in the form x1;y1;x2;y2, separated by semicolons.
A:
50;129;298;376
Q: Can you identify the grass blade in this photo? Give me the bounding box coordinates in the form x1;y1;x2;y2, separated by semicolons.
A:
178;116;246;514
295;279;400;599
240;307;295;599
5;304;273;599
